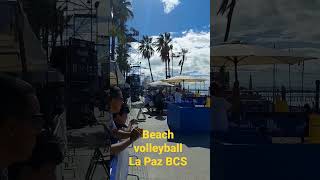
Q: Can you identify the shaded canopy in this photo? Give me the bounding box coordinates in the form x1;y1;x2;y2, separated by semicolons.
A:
148;81;174;87
162;76;206;83
211;43;316;67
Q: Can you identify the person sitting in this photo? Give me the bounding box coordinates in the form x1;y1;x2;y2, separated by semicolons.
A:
195;90;201;97
205;95;211;107
274;95;289;112
0;74;44;180
144;93;152;112
8;131;64;180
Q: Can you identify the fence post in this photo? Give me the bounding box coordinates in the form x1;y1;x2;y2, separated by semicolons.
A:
316;80;320;112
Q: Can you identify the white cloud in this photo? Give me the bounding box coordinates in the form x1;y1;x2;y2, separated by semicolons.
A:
213;0;320;88
161;0;181;14
129;29;210;82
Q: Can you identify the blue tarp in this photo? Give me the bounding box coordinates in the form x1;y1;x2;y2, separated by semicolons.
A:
167;103;210;132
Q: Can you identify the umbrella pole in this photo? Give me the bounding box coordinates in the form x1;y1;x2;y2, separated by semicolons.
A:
289;64;292;108
273;64;276;103
302;60;305;105
234;62;238;82
195;82;197;93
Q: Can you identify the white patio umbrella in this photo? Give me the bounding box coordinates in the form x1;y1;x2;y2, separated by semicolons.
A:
148;81;174;87
162;75;206;83
211;42;316;81
161;75;206;91
211;42;317;104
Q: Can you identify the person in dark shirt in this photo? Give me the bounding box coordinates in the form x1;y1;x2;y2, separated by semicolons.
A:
0;74;44;180
155;90;165;115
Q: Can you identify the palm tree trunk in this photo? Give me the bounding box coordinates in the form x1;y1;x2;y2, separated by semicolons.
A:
180;55;185;75
167;57;170;78
165;60;168;79
147;57;154;82
224;0;236;42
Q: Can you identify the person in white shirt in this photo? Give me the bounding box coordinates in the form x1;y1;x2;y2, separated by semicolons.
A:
174;88;182;103
211;82;232;143
104;86;142;156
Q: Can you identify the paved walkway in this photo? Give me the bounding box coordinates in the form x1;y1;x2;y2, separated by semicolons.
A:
127;102;210;180
64;101;210;180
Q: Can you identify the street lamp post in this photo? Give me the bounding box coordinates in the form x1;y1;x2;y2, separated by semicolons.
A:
90;0;93;42
171;52;181;77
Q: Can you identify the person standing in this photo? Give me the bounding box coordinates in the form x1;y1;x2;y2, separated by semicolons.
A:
211;82;232;143
155;89;165;115
103;86;142;156
174;88;182;103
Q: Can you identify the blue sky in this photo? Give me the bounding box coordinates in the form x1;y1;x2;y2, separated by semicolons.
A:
127;0;210;37
127;0;210;85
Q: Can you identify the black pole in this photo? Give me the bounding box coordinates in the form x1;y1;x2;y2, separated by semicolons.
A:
316;80;319;112
91;0;93;42
302;60;305;104
171;52;173;77
289;64;291;107
16;2;28;80
234;61;238;82
273;64;276;103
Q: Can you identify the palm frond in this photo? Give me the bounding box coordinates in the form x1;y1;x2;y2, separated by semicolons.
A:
217;0;230;15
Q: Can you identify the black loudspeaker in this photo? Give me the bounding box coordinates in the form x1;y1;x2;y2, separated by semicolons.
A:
50;46;68;75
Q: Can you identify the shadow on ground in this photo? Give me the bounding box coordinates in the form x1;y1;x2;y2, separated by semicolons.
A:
167;131;210;148
143;111;167;118
155;116;166;121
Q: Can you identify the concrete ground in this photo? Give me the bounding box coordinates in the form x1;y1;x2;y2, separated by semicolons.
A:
64;101;210;180
127;102;210;180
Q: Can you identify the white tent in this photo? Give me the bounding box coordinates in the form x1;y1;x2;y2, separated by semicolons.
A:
211;42;316;81
211;42;315;66
148;81;174;87
162;75;206;83
211;41;318;104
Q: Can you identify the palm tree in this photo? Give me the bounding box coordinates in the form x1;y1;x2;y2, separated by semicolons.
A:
116;44;131;77
178;48;188;75
155;32;172;79
23;0;71;51
138;35;155;82
110;0;134;61
217;0;236;42
168;44;173;77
